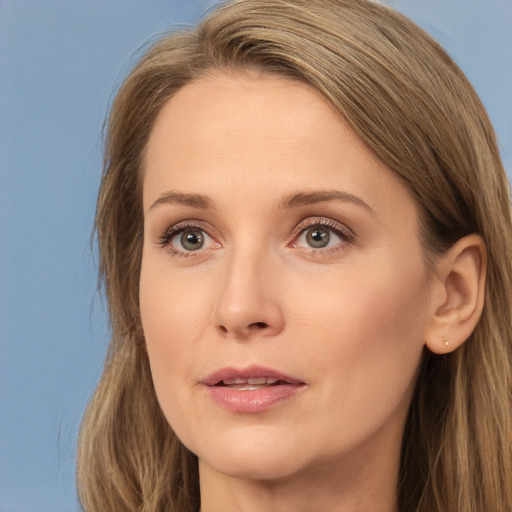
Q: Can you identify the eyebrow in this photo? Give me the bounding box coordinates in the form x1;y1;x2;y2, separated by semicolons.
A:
278;190;375;214
149;188;374;214
149;191;215;210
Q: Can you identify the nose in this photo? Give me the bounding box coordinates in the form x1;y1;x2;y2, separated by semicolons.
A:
213;248;284;340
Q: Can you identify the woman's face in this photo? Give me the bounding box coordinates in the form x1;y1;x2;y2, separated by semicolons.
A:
140;73;436;481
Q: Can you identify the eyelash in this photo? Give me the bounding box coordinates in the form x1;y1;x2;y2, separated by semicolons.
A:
157;220;214;258
157;217;355;258
291;217;355;256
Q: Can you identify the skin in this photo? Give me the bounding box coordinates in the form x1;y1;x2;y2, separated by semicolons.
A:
139;72;459;512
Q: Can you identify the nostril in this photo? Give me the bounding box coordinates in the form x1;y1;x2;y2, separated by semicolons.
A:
217;322;267;335
249;322;269;330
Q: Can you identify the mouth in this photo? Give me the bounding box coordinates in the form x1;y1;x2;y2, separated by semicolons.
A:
202;365;304;388
201;365;305;413
216;376;286;390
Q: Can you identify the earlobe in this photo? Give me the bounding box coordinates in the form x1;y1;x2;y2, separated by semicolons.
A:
425;234;487;354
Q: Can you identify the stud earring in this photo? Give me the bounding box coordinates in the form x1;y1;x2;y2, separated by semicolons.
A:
442;336;449;347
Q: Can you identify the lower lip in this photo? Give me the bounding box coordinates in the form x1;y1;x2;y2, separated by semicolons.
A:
205;384;304;413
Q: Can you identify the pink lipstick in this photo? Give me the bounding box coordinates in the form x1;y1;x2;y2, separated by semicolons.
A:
202;365;305;413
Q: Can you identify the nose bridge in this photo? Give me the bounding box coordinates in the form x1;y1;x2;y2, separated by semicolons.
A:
214;240;283;339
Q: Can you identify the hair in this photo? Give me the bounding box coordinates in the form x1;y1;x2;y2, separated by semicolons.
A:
77;1;512;511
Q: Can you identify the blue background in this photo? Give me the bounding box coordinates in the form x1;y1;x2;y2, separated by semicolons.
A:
0;1;510;511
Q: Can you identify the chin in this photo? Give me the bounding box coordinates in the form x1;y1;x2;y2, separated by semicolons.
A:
191;427;312;481
203;452;307;482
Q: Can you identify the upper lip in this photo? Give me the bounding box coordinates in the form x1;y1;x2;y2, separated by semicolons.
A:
202;365;304;386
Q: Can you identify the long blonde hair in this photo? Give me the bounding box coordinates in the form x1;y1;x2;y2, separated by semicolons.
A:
77;1;512;510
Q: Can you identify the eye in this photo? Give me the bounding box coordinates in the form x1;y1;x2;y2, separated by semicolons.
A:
158;221;220;257
303;226;334;248
174;229;208;251
291;218;355;254
296;225;342;249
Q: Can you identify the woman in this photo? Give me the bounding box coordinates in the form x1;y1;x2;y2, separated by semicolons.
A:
77;0;512;510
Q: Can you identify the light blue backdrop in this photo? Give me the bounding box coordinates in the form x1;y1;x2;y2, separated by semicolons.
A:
0;1;510;511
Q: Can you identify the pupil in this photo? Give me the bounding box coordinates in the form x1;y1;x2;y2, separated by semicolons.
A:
181;230;204;251
306;227;330;248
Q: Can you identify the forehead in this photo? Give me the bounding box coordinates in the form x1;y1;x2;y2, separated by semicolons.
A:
143;72;417;225
145;72;343;169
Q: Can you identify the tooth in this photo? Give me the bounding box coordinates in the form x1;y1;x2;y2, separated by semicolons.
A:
220;376;283;387
247;377;268;385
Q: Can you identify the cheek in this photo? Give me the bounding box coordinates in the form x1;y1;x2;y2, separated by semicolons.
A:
140;255;212;347
288;257;428;433
139;258;212;413
291;256;428;349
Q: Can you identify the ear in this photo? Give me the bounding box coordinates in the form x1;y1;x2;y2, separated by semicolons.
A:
425;234;487;354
